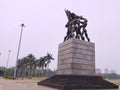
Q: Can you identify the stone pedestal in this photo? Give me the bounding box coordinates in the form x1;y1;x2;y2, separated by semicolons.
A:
38;39;118;89
57;38;95;75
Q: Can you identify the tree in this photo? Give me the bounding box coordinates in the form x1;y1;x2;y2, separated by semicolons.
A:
15;53;54;78
37;57;46;77
0;67;6;76
6;67;14;76
44;53;54;77
17;54;36;78
26;54;36;78
17;57;28;78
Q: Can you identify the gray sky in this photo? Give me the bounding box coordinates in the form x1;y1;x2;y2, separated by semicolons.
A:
0;0;120;73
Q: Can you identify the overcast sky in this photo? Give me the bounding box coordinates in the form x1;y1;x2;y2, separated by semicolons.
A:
0;0;120;73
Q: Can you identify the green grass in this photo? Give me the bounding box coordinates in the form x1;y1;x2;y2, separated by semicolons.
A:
16;81;37;83
3;76;15;80
3;76;47;81
15;77;46;81
32;77;46;80
113;82;120;86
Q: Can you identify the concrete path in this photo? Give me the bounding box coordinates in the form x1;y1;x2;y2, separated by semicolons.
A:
0;77;119;90
0;77;57;90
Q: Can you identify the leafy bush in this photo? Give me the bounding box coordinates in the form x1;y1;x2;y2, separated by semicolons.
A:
3;76;15;80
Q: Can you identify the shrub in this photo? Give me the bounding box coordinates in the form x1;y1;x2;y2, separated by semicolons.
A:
3;76;15;80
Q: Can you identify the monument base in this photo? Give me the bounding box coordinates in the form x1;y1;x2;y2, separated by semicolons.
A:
38;39;118;89
38;75;118;89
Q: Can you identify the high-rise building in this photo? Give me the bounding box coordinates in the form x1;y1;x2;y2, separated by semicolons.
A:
96;68;102;74
104;68;109;74
110;70;116;74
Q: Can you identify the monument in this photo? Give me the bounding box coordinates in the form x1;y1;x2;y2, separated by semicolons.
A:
38;10;118;89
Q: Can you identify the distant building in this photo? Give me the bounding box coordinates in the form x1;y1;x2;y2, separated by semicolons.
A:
104;68;109;74
110;70;116;74
96;68;102;74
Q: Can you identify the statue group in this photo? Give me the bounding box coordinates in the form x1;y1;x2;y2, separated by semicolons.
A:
64;10;90;42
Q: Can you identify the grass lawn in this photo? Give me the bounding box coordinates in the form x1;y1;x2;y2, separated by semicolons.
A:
113;82;120;86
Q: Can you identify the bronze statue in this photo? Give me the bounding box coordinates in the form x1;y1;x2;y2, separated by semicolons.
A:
64;25;75;41
64;9;90;42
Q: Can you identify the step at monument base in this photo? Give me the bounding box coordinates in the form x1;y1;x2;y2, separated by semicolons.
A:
38;75;118;89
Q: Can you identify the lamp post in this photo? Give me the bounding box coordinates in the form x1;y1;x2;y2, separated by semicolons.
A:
14;24;25;78
6;50;11;68
5;50;11;76
0;52;1;66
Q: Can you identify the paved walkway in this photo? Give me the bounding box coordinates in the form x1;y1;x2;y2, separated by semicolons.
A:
0;77;57;90
0;77;119;90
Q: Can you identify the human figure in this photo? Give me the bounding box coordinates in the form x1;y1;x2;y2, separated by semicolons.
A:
64;24;75;41
73;17;85;40
80;17;90;42
64;10;90;42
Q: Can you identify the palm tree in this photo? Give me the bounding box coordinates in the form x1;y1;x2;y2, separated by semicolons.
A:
31;60;38;77
17;54;36;78
17;59;22;77
37;57;46;77
26;54;36;78
45;53;54;68
44;53;54;77
16;53;54;78
17;57;28;78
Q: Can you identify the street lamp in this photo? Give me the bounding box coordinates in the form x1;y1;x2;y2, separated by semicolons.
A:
0;52;1;66
5;50;11;76
14;24;25;78
6;50;11;68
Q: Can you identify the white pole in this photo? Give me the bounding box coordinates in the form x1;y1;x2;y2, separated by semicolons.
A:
6;50;11;68
0;52;1;66
14;24;25;78
5;50;11;76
